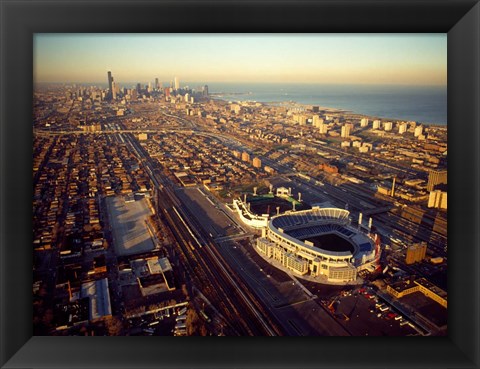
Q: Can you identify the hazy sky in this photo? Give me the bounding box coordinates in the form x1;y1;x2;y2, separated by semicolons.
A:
34;34;447;86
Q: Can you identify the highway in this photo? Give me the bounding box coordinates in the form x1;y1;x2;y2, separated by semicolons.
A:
287;175;447;256
326;180;446;250
307;139;426;179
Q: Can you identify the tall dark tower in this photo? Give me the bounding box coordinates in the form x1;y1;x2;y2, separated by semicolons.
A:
107;71;113;100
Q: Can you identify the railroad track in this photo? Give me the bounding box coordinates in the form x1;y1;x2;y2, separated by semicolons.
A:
123;131;284;336
167;196;284;336
160;198;259;335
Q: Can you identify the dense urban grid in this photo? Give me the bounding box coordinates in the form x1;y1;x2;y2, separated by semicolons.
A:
33;72;447;336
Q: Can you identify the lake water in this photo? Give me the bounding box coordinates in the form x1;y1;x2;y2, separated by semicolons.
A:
208;83;447;125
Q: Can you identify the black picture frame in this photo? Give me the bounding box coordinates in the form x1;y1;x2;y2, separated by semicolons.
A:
1;0;479;368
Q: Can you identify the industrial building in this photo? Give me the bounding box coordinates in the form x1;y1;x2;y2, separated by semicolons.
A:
386;277;447;308
427;169;447;191
405;242;427;264
81;278;112;321
428;190;447;209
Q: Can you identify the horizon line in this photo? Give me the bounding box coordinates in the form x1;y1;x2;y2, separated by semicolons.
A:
34;81;448;87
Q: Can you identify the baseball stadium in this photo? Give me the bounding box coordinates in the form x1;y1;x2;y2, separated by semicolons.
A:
256;207;380;283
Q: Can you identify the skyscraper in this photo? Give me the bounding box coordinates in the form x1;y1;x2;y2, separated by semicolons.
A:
414;125;423;137
111;81;117;100
107;71;113;100
318;122;329;134
155;78;159;90
312;115;324;127
174;77;180;90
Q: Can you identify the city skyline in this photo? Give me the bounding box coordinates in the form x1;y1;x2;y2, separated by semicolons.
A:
34;34;447;86
32;32;448;339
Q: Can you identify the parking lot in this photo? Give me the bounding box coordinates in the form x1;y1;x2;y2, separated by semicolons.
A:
175;187;240;238
106;196;156;256
322;288;418;336
126;307;179;336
